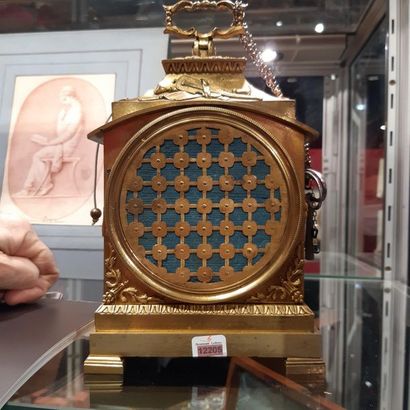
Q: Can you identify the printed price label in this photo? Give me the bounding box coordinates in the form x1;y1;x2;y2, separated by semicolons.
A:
191;335;227;357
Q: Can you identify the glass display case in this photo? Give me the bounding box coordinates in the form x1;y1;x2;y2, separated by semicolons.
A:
348;19;387;273
0;1;409;409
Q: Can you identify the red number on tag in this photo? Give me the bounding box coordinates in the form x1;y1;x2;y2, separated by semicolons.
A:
197;344;223;357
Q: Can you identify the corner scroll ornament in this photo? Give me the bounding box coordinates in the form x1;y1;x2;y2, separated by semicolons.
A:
103;244;163;305
246;244;304;304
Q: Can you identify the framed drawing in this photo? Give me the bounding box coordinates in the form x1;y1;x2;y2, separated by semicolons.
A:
1;74;114;225
0;28;168;279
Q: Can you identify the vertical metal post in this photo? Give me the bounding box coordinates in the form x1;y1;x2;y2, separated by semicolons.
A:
320;71;349;403
380;0;410;408
322;72;349;265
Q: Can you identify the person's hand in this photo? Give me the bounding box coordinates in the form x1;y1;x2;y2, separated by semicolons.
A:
0;213;59;305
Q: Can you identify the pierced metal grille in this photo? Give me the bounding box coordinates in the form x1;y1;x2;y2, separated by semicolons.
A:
122;121;287;287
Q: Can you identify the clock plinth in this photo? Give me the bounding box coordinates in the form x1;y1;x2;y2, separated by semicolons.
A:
85;302;321;377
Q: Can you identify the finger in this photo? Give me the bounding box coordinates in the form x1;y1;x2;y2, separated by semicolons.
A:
4;286;46;305
0;215;59;299
0;218;31;255
0;253;39;289
16;231;59;276
39;269;59;290
32;246;59;280
4;277;50;305
0;215;58;276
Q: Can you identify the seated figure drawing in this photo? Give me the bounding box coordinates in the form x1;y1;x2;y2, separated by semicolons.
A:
19;85;84;196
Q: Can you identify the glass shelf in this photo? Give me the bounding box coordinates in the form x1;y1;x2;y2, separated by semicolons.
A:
4;276;408;410
4;339;341;410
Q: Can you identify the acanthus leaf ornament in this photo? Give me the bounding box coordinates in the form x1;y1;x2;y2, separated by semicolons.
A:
103;244;163;305
281;260;304;304
280;244;304;303
247;286;287;303
246;245;304;304
119;287;163;304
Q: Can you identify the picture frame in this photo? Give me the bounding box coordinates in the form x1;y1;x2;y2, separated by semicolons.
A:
0;28;168;279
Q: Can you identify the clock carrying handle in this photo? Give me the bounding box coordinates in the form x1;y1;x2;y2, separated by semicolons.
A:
163;0;246;40
163;0;283;97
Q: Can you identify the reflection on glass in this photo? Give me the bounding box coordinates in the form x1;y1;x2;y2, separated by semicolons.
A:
249;76;324;275
348;19;386;273
0;1;372;36
315;277;382;410
49;278;103;302
235;372;306;409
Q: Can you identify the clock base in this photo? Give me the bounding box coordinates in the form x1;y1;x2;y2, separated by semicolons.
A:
85;303;322;377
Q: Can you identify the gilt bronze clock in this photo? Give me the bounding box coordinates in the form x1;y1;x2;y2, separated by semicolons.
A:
85;0;326;387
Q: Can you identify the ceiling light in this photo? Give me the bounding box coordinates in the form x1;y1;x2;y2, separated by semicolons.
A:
261;48;278;63
275;21;283;27
356;103;366;111
315;23;325;33
380;124;386;131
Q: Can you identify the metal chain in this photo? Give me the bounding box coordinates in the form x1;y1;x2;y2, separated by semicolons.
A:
304;141;312;169
311;209;320;254
239;22;283;98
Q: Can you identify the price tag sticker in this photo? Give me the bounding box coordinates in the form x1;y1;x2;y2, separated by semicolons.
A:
191;335;227;358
